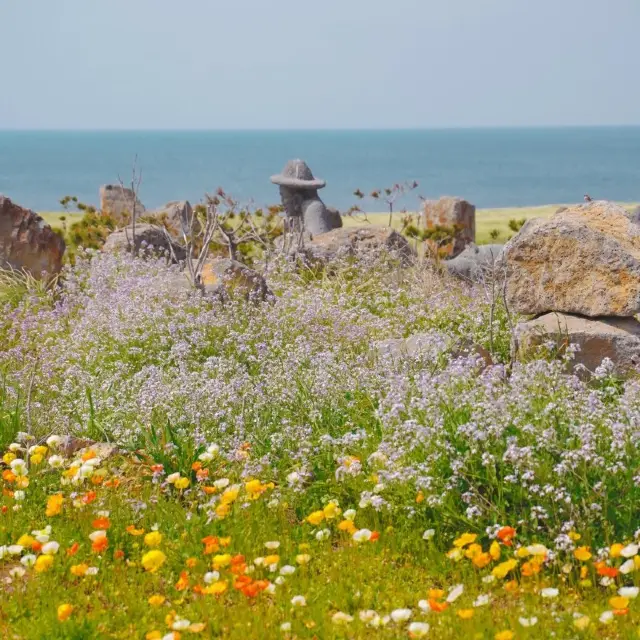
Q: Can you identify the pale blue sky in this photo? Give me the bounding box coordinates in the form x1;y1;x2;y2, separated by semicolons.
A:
1;0;639;129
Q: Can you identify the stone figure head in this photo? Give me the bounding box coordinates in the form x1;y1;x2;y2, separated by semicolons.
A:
271;159;326;217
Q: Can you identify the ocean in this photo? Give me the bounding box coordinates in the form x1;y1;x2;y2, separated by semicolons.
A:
0;128;639;212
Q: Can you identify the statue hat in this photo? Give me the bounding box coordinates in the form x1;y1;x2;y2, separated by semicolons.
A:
271;159;326;189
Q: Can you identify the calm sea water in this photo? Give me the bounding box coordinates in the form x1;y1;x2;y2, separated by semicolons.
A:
1;128;639;212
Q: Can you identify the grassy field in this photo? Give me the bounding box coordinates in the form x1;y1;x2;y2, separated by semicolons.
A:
41;203;638;247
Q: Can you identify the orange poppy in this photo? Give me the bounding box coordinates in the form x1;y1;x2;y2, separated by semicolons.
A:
497;526;516;546
67;542;80;556
92;517;110;529
428;600;449;613
175;571;189;591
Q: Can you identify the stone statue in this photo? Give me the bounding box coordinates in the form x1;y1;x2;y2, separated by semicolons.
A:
271;159;342;236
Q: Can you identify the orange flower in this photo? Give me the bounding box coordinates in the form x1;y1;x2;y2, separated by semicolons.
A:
416;491;425;504
596;563;619;578
2;470;16;483
241;582;261;598
92;537;108;553
202;536;220;554
191;462;202;471
196;468;209;481
186;558;198;569
202;486;217;495
82;491;97;505
370;531;380;542
31;541;43;553
92;517;110;529
496;527;516;546
81;450;97;462
613;609;629;616
151;464;164;473
428;600;449;613
104;478;120;488
67;542;80;556
126;525;145;536
472;552;492;569
46;493;64;517
175;571;189;591
90;476;104;486
233;575;253;590
521;561;541;577
114;549;125;560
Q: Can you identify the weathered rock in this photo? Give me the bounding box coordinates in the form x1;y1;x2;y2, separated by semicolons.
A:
326;206;343;230
516;312;640;374
629;205;640;225
99;185;146;223
0;195;66;279
423;197;476;257
502;201;640;317
147;200;195;237
102;224;186;261
200;258;272;301
445;244;503;281
304;227;415;264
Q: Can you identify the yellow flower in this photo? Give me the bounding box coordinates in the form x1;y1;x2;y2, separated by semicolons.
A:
17;534;35;547
472;552;492;568
15;475;29;488
215;503;230;519
457;609;474;620
337;520;357;535
568;531;581;541
323;502;341;520
495;631;514;640
70;564;89;577
264;554;280;566
35;555;54;573
203;580;228;595
574;546;592;562
212;554;232;569
453;533;477;548
464;543;482;559
296;554;311;565
446;548;464;561
34;445;48;456
245;479;265;499
189;623;206;633
141;550;166;573
148;595;165;607
144;531;162;548
221;485;240;504
306;510;325;526
516;547;530;558
573;616;590;630
57;604;73;622
610;596;630;610
146;632;162;640
492;559;518;579
46;493;64;517
610;543;623;558
2;452;16;464
30;453;44;465
416;491;425;504
174;477;190;490
490;540;501;561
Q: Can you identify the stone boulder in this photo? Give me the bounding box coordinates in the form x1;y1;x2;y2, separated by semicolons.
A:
102;224;186;261
304;227;415;264
0;195;66;279
200;258;272;302
326;206;343;230
147;201;196;237
502;201;640;317
445;244;503;282
99;185;146;223
516;312;640;375
423;197;476;257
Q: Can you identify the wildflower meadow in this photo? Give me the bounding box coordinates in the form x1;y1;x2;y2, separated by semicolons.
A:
0;251;639;639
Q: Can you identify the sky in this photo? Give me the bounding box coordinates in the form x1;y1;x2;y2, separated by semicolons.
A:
1;0;639;129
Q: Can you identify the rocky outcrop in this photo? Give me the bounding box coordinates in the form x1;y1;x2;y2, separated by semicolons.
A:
99;185;146;223
516;312;640;375
102;224;186;261
147;201;195;237
304;227;415;264
0;195;66;279
445;244;503;282
423;197;475;257
502;201;640;317
200;258;272;302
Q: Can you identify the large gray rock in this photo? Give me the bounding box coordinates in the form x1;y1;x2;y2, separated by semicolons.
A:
147;201;195;237
99;185;146;223
304;227;415;264
423;197;476;257
516;312;640;375
502;201;640;317
102;224;186;261
0;195;66;279
445;244;503;281
199;258;272;301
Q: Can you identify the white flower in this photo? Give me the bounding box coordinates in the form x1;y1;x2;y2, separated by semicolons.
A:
280;622;291;632
9;459;27;476
46;435;62;448
47;454;64;468
78;464;95;479
96;510;109;517
89;530;107;542
618;586;639;599
171;618;191;631
619;559;636;574
275;576;286;585
331;612;354;625
600;577;613;587
254;557;265;567
526;544;548;556
9;566;25;578
352;529;372;543
41;541;60;555
198;452;214;462
21;554;36;566
473;594;490;607
599;611;614;624
344;509;357;521
7;545;23;555
204;571;219;584
359;610;378;623
86;567;99;575
207;443;220;455
418;600;430;612
482;575;496;584
9;443;22;452
265;583;276;594
280;565;295;576
390;608;412;622
447;584;464;603
265;541;280;550
621;544;639;558
166;472;180;484
286;471;301;485
407;622;429;637
213;478;230;490
13;491;25;502
422;529;435;540
315;529;331;541
519;617;538;627
541;588;559;598
291;595;306;607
